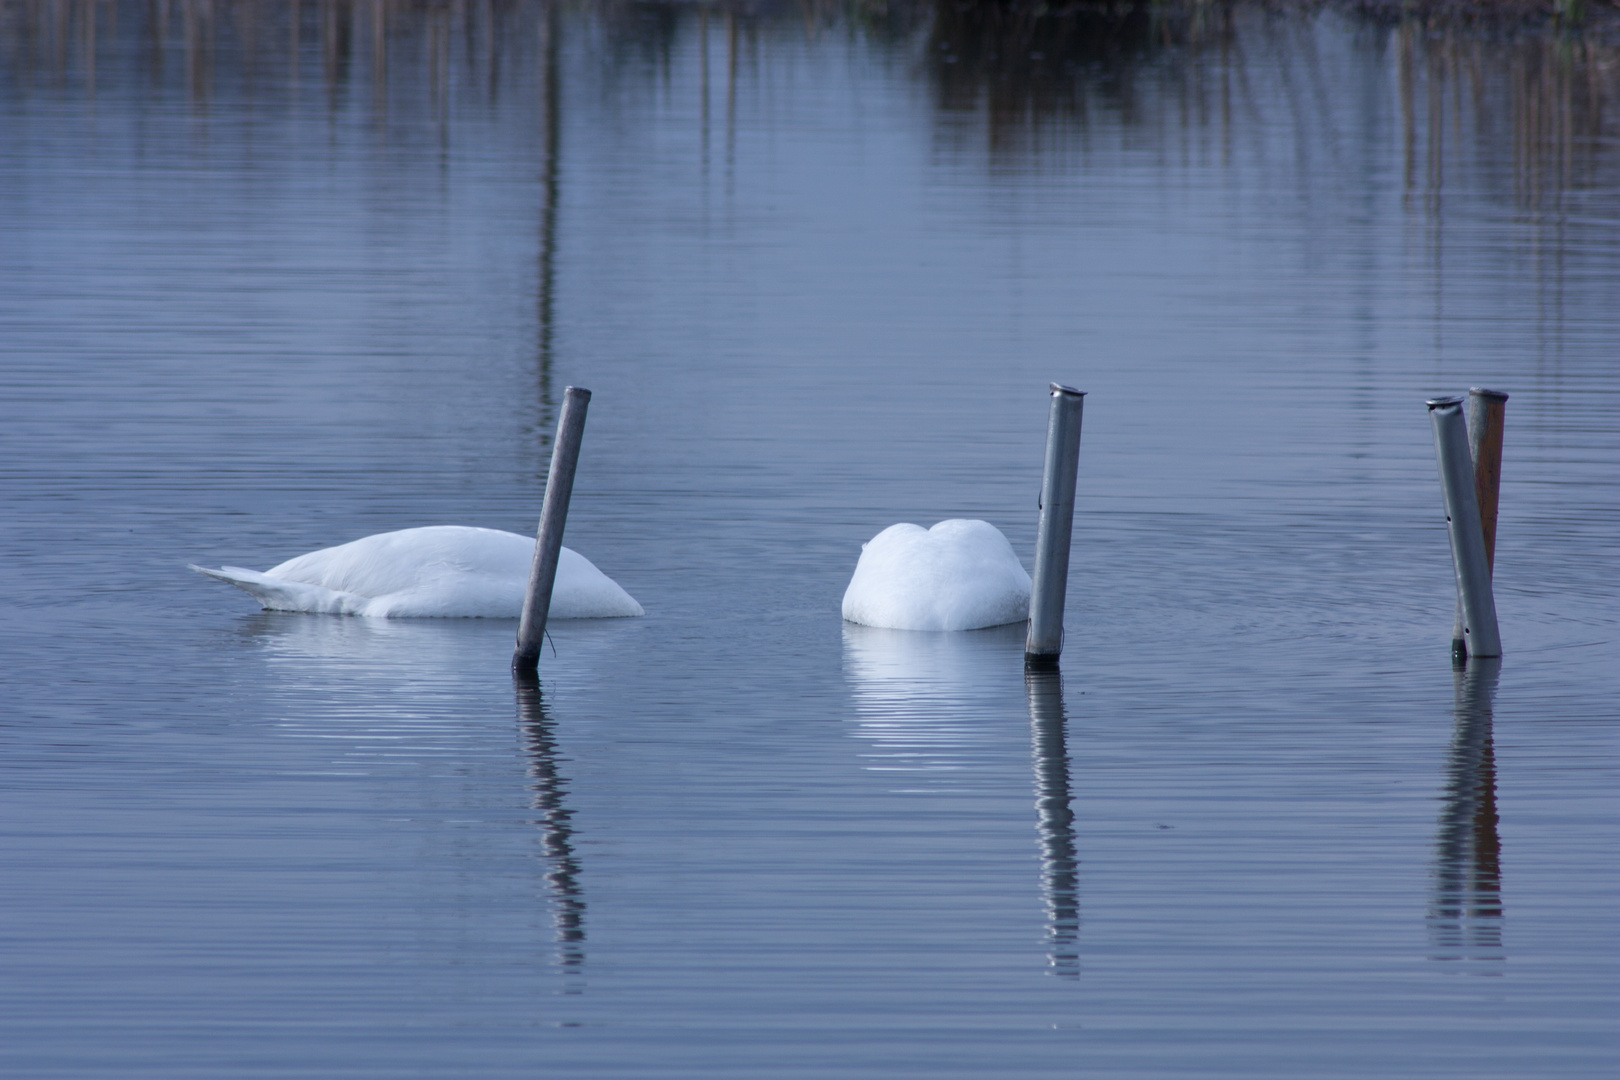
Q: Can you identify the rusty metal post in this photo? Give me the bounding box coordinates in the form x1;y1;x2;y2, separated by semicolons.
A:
1468;388;1509;572
1026;384;1086;666
1449;389;1509;658
515;386;591;676
1429;396;1501;660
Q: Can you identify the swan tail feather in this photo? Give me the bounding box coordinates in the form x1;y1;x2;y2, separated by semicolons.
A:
189;564;367;615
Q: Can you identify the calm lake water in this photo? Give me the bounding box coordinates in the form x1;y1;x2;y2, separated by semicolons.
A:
2;1;1618;1076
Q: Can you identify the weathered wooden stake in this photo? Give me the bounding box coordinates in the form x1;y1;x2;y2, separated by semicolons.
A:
514;386;591;676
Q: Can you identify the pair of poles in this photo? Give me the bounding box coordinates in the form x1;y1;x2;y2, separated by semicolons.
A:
1033;387;1512;665
513;383;1089;676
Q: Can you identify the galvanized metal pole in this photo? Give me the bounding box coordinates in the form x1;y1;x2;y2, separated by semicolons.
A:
1450;388;1509;654
1429;396;1501;660
514;386;591;676
1026;384;1086;667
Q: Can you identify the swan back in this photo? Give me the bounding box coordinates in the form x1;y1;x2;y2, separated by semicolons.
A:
197;526;643;619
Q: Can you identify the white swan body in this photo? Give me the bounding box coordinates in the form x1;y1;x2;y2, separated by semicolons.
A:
192;526;643;619
841;519;1031;632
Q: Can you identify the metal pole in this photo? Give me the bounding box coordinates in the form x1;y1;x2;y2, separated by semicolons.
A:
1467;388;1509;574
1429;396;1501;660
514;386;591;676
1026;384;1086;666
1450;388;1509;655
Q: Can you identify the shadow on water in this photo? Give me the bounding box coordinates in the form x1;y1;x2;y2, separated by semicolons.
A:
514;674;587;978
1428;656;1503;969
1024;664;1080;979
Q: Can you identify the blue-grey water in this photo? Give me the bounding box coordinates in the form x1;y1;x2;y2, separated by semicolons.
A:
2;2;1618;1076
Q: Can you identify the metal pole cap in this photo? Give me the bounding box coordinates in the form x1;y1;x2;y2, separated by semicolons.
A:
1050;383;1086;397
1469;387;1510;402
1426;395;1466;411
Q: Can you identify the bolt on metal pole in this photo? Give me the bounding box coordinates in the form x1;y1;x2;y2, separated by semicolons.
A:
1449;388;1509;654
1026;384;1086;667
514;386;591;676
1429;396;1501;660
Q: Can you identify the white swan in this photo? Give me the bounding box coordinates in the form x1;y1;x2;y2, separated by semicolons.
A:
192;525;643;619
841;519;1031;632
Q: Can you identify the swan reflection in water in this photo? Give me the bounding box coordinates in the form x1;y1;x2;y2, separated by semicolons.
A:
1429;657;1503;967
240;616;588;975
515;675;586;977
842;622;1026;783
842;623;1080;975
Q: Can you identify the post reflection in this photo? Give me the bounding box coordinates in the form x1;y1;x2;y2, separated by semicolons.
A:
1428;657;1503;966
514;674;586;975
535;1;560;442
1024;666;1080;979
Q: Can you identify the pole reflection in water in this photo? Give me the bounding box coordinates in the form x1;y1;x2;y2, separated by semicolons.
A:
1429;657;1503;967
514;675;586;976
1024;666;1080;978
535;1;560;436
843;624;1080;974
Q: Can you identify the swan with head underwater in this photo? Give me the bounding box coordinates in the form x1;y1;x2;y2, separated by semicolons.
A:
841;518;1031;631
192;525;643;620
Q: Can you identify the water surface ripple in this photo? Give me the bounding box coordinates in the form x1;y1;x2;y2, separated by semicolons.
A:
1;2;1617;1077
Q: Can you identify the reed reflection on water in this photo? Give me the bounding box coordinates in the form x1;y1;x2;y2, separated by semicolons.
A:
6;0;1620;215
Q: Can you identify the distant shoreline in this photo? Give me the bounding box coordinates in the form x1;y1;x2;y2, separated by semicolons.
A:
1341;0;1615;19
934;0;1620;32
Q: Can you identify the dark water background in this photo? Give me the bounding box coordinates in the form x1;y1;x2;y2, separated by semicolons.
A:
2;1;1617;1076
